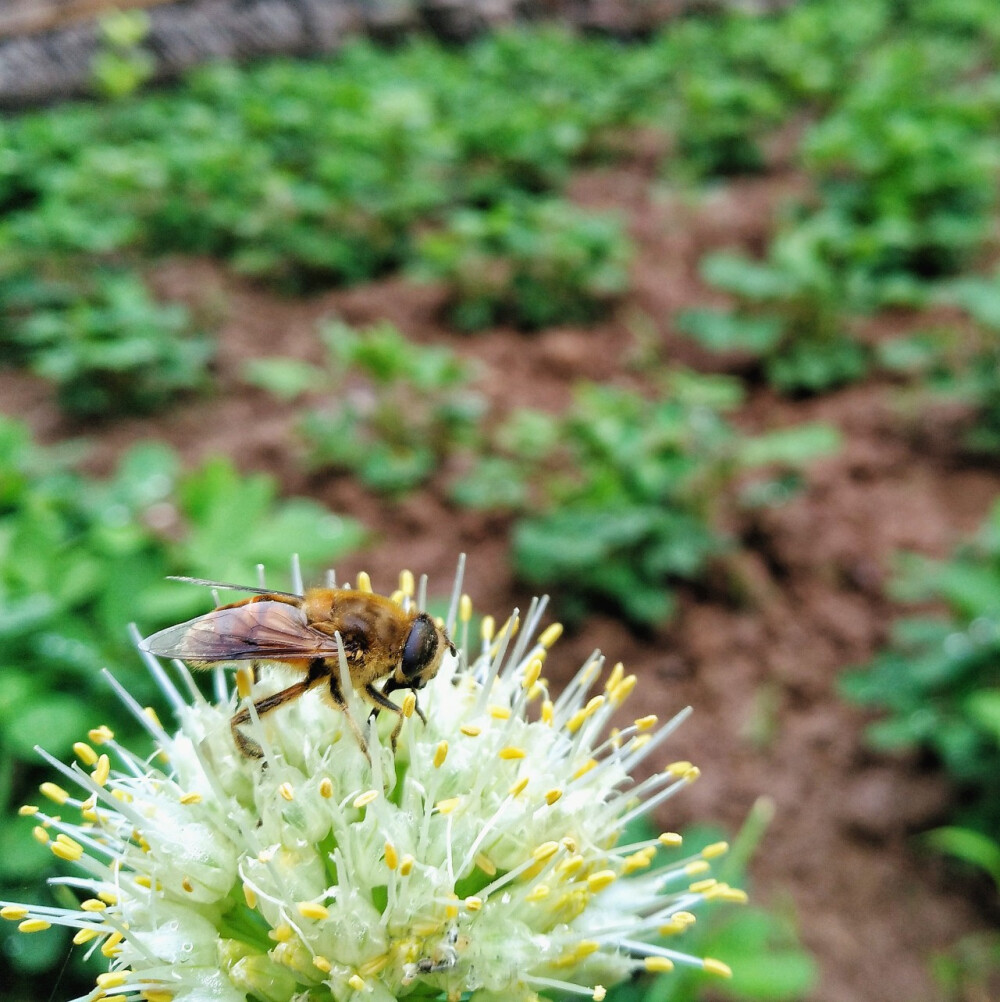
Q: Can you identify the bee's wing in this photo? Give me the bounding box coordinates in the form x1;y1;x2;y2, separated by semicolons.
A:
140;601;341;663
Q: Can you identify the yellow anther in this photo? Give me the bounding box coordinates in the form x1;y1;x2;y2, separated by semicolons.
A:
390;589;405;606
81;898;107;912
433;741;449;768
475;853;497;876
356;572;372;593
298;902;330;921
89;725;114;744
541;700;554;725
525;883;550;902
464;896;483;911
314;956;333;973
319;777;335;798
528;681;546;700
445;893;460;919
92;754;111;787
359;955;389;977
40;782;69;805
634;715;657;732
576;940;600;958
353;790;379;809
556;855;584;878
561;835;578;852
623;848;656;874
481;616;495;643
593;986;607;1002
644;956;674;973
498;746;526;760
181;877;194;893
532;841;560;862
508;776;529;797
279;783;295;802
435;797;460;815
675;911;697;925
144;991;175;1002
544;788;563;805
143;706;163;729
460;724;481;737
572;758;597;780
101;931;124;957
658;832;683;847
460;594;473;623
489;704;512;720
73;926;101;944
32;826;49;845
399;854;414;876
134;875;152;889
685;766;701;782
402;693;416;718
399;569;415;597
666;761;693;777
685;860;711;877
703;958;733;979
179;792;202;805
719;887;749;904
604;662;624;692
18;918;50;933
97;891;117;905
522;657;543;691
96;971;129;988
689;878;718;894
701;841;729;859
610;675;637;705
236;668;254;699
586;870;616;893
539;623;563;649
51;837;84;862
271;924;293;943
243;884;258;909
348;974;366;992
18;804;38;816
73;742;98;766
567;695;605;733
1;906;29;921
384;842;399;870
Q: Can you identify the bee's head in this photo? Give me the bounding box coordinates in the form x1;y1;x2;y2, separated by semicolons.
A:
395;612;456;690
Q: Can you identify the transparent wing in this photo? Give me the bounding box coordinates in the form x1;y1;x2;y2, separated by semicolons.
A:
140;601;340;663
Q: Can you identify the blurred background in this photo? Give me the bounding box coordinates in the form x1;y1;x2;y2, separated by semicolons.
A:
1;1;999;1000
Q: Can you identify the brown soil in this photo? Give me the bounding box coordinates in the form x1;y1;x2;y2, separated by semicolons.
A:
3;151;998;1002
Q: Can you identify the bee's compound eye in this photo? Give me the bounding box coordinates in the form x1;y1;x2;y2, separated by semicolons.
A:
402;614;439;681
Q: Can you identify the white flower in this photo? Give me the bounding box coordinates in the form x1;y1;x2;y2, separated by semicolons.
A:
2;560;739;1002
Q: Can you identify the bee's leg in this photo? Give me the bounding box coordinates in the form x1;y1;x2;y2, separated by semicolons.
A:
411;693;427;726
230;671;322;758
363;683;409;751
327;673;371;760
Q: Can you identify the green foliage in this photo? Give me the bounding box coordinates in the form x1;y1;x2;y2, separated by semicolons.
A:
508;375;839;626
678;243;868;394
296;321;486;495
841;498;1000;836
414;198;631;331
0;266;212;417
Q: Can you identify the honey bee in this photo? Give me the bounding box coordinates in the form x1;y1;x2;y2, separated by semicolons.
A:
140;577;456;757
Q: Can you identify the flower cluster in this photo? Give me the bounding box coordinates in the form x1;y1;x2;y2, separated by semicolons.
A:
2;563;739;1002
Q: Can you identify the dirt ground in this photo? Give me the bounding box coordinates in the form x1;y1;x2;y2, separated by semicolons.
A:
4;149;999;1002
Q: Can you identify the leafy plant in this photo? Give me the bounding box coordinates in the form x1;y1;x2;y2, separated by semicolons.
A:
1;267;212;417
414;197;631;331
294;321;486;495
841;498;1000;838
678;240;868;395
509;375;839;626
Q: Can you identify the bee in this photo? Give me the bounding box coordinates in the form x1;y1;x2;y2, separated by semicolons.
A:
140;577;456;757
